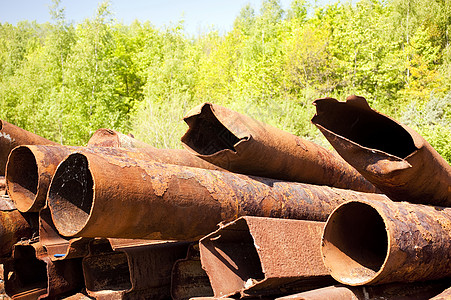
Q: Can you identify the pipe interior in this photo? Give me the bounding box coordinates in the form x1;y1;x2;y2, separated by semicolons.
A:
12;246;48;293
6;147;38;211
314;102;416;158
182;104;242;155
48;153;93;236
322;202;388;285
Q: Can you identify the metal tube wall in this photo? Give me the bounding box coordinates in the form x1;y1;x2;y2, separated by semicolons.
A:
200;216;334;298
87;128;153;148
311;95;451;206
47;152;389;240
321;199;451;285
0;209;32;258
6;144;221;213
181;103;377;193
0;119;57;176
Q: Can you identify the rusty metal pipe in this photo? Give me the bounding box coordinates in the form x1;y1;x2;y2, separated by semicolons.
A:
200;216;334;298
311;95;451;206
47;152;389;240
6;144;220;213
321;199;451;285
181;103;378;193
0;210;32;258
82;238;189;299
4;241;84;300
276;280;451;300
0;119;57;176
87;128;152;148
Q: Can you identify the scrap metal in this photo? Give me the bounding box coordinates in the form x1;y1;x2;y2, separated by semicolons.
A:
312;95;451;206
321;198;451;285
181;102;378;193
47;152;389;240
199;216;334;298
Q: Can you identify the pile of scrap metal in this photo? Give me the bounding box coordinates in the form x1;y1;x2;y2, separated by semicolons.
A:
0;95;449;299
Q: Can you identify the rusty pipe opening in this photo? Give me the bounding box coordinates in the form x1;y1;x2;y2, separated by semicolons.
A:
6;146;39;212
182;104;243;155
321;202;388;285
48;153;93;237
313;98;416;159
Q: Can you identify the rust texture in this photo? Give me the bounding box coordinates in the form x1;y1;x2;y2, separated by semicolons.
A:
171;244;214;300
6;144;221;213
276;280;451;300
321;199;451;286
47;152;389;240
311;95;451;206
4;241;84;300
87;128;151;148
199;216;334;298
82;238;189;299
181;102;377;193
0;209;32;258
0;119;57;176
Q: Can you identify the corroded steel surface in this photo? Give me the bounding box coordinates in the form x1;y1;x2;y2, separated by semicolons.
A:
276;281;451;300
321;199;451;285
87;128;151;148
0;209;32;258
0;119;57;176
4;241;84;300
200;216;334;298
171;244;213;300
6;144;220;213
181;102;377;193
83;238;189;299
47;152;389;240
311;95;451;206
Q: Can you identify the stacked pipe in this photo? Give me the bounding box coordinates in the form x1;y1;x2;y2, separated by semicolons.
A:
0;94;448;299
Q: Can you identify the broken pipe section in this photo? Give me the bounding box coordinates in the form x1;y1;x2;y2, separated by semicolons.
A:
311;95;451;206
199;216;335;298
181;103;377;193
321;199;451;286
47;152;389;240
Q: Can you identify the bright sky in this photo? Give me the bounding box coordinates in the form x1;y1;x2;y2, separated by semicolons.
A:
0;0;330;35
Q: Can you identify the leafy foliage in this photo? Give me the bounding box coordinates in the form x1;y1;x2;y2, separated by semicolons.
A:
0;0;450;161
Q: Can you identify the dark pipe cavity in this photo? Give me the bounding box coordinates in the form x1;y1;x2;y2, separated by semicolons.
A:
7;147;38;210
48;153;93;236
184;104;242;155
315;101;416;159
323;202;388;281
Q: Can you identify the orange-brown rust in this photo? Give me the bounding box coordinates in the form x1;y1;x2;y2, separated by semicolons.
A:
87;128;151;148
276;281;451;300
312;95;451;206
181;103;378;193
47;152;389;240
321;199;451;286
0;209;32;258
6;144;221;213
200;217;334;298
0;119;57;176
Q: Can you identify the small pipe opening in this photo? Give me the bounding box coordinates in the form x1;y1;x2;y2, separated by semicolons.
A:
322;202;388;285
182;104;242;155
313;101;416;159
6;147;38;212
48;153;93;237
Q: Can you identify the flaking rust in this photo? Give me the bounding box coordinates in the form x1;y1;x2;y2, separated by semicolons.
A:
0;119;57;176
181;103;378;193
6;144;221;213
199;216;335;298
47;152;389;240
321;198;451;285
312;95;451;206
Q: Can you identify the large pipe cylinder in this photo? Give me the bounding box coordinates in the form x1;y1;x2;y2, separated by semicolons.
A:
87;128;151;148
321;199;451;286
6;144;221;213
0;119;57;176
311;95;451;206
181;103;378;193
47;152;389;240
0;209;32;258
